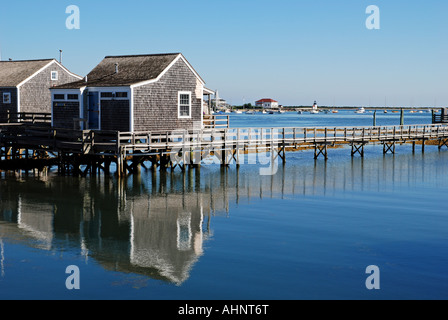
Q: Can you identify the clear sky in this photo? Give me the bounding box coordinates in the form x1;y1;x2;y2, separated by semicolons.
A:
1;0;447;107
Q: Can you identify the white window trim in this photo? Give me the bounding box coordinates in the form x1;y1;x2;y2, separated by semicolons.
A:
2;92;11;104
178;91;192;119
51;71;58;81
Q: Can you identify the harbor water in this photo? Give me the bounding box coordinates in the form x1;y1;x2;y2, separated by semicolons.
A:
1;110;447;300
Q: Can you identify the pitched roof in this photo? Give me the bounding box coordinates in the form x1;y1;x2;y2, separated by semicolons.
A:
256;99;278;103
0;59;55;87
54;53;189;89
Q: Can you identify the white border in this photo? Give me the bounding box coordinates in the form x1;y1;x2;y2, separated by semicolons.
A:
51;71;58;81
178;91;192;119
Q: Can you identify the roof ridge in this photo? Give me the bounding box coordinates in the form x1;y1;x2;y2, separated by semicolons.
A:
104;53;181;59
0;58;55;63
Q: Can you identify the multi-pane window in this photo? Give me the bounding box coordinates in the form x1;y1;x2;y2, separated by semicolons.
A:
54;94;65;100
2;92;11;104
115;92;128;98
178;92;191;118
51;71;58;81
100;92;128;98
101;92;114;98
67;94;79;100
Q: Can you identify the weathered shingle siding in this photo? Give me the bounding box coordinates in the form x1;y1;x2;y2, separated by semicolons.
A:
20;63;80;114
53;101;80;129
100;100;130;131
0;88;18;122
133;59;202;132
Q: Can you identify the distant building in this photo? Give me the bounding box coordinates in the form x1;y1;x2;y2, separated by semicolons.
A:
212;98;229;109
256;98;279;109
0;59;82;122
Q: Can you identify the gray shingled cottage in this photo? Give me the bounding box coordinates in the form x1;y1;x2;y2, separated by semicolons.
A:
0;59;83;122
51;53;213;132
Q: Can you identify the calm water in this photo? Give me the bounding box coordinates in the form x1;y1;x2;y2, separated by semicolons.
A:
1;111;447;300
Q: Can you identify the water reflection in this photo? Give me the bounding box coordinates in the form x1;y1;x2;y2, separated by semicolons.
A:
0;150;447;285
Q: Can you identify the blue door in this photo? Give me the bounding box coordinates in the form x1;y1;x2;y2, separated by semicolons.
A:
88;92;99;129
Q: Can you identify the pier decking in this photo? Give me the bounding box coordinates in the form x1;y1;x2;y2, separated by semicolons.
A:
1;121;448;176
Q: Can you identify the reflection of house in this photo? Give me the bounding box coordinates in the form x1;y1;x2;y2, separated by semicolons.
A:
51;53;211;132
2;154;445;286
256;98;279;109
129;194;204;285
0;59;82;122
17;198;54;250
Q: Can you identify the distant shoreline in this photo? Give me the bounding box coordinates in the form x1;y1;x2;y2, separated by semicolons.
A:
225;106;441;112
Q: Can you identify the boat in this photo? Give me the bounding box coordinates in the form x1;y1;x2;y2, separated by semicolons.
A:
245;110;256;114
332;110;338;113
297;110;303;115
384;110;388;113
234;110;242;114
355;107;366;114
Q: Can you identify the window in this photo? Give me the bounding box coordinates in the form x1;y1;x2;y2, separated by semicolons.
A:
51;71;58;81
54;94;65;100
2;92;11;104
67;94;79;100
178;92;191;118
115;92;128;98
101;92;114;98
100;92;128;99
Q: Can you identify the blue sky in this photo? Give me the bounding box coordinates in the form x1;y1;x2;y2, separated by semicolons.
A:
1;0;447;107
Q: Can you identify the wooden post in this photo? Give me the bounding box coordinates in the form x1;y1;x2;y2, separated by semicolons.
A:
236;128;241;167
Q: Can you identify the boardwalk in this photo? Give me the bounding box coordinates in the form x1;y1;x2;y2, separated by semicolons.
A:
1;121;448;175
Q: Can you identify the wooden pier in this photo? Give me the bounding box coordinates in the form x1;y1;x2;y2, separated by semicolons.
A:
1;121;448;176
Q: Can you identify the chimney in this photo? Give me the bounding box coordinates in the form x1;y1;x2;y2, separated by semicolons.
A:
59;50;63;63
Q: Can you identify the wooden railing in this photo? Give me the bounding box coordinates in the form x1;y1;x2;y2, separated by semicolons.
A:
115;124;448;155
1;112;51;124
203;115;229;129
433;114;448;124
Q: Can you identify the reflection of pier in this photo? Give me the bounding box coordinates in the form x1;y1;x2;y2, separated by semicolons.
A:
1;152;448;283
